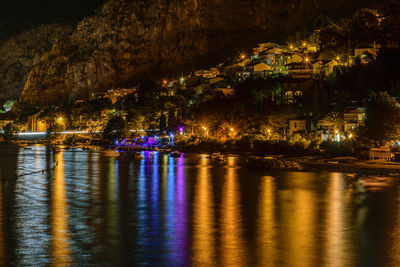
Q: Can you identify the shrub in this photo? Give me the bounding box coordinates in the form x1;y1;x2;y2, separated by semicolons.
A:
2;123;19;141
103;116;128;141
320;141;353;157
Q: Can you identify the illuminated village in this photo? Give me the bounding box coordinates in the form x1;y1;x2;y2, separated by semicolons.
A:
1;9;398;163
2;1;400;266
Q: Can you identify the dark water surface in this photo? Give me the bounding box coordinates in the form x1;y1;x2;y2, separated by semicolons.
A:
0;145;400;266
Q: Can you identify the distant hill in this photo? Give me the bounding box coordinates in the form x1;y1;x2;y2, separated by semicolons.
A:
0;0;386;107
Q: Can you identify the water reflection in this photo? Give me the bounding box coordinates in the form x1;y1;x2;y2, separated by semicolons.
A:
279;173;317;266
324;173;353;266
192;155;216;266
390;187;400;265
220;157;247;267
51;152;71;265
257;176;277;265
0;176;6;263
0;146;400;266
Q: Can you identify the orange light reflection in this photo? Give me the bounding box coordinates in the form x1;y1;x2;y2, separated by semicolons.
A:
257;176;277;264
220;159;247;266
51;152;71;266
192;156;216;266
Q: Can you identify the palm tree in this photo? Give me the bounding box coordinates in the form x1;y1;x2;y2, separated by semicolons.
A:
321;112;343;140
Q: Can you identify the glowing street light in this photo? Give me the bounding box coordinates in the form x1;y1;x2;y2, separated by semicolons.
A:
201;126;208;137
305;57;309;62
230;128;234;132
302;42;307;47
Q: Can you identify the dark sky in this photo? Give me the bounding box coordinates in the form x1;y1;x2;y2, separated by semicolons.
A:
0;0;106;39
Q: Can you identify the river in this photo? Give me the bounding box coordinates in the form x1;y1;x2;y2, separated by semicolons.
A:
0;145;399;266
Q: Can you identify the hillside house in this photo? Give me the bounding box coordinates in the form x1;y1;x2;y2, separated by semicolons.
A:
282;78;314;103
287;62;313;79
289;118;307;136
344;107;366;131
313;59;339;77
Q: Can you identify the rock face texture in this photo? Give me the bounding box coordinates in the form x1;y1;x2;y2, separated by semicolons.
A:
0;24;72;102
17;0;380;106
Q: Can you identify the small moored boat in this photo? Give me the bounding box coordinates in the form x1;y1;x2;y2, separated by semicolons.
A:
170;151;183;158
102;150;120;157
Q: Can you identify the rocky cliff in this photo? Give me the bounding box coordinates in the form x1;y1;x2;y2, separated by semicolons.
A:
0;24;72;103
17;0;381;106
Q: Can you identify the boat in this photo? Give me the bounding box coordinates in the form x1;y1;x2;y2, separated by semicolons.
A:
134;153;145;160
357;176;393;190
170;151;183;158
102;150;120;157
210;153;226;162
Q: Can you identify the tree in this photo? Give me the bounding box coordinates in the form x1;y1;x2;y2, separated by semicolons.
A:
103;116;128;141
159;112;167;133
362;92;400;146
321;112;343;140
2;123;19;141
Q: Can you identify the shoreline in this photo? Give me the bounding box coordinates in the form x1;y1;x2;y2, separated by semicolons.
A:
2;142;400;174
295;156;400;175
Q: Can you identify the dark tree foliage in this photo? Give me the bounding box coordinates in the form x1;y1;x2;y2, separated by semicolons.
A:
326;49;400;105
1;123;19;140
159;112;167;133
362;92;400;145
103;116;127;140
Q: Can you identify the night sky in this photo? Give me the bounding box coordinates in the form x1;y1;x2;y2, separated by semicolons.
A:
0;0;106;39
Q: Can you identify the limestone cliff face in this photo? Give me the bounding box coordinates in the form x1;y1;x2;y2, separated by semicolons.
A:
0;24;72;103
18;0;379;106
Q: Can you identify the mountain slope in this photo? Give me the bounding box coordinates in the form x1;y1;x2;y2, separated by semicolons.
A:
18;0;382;106
0;24;72;103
